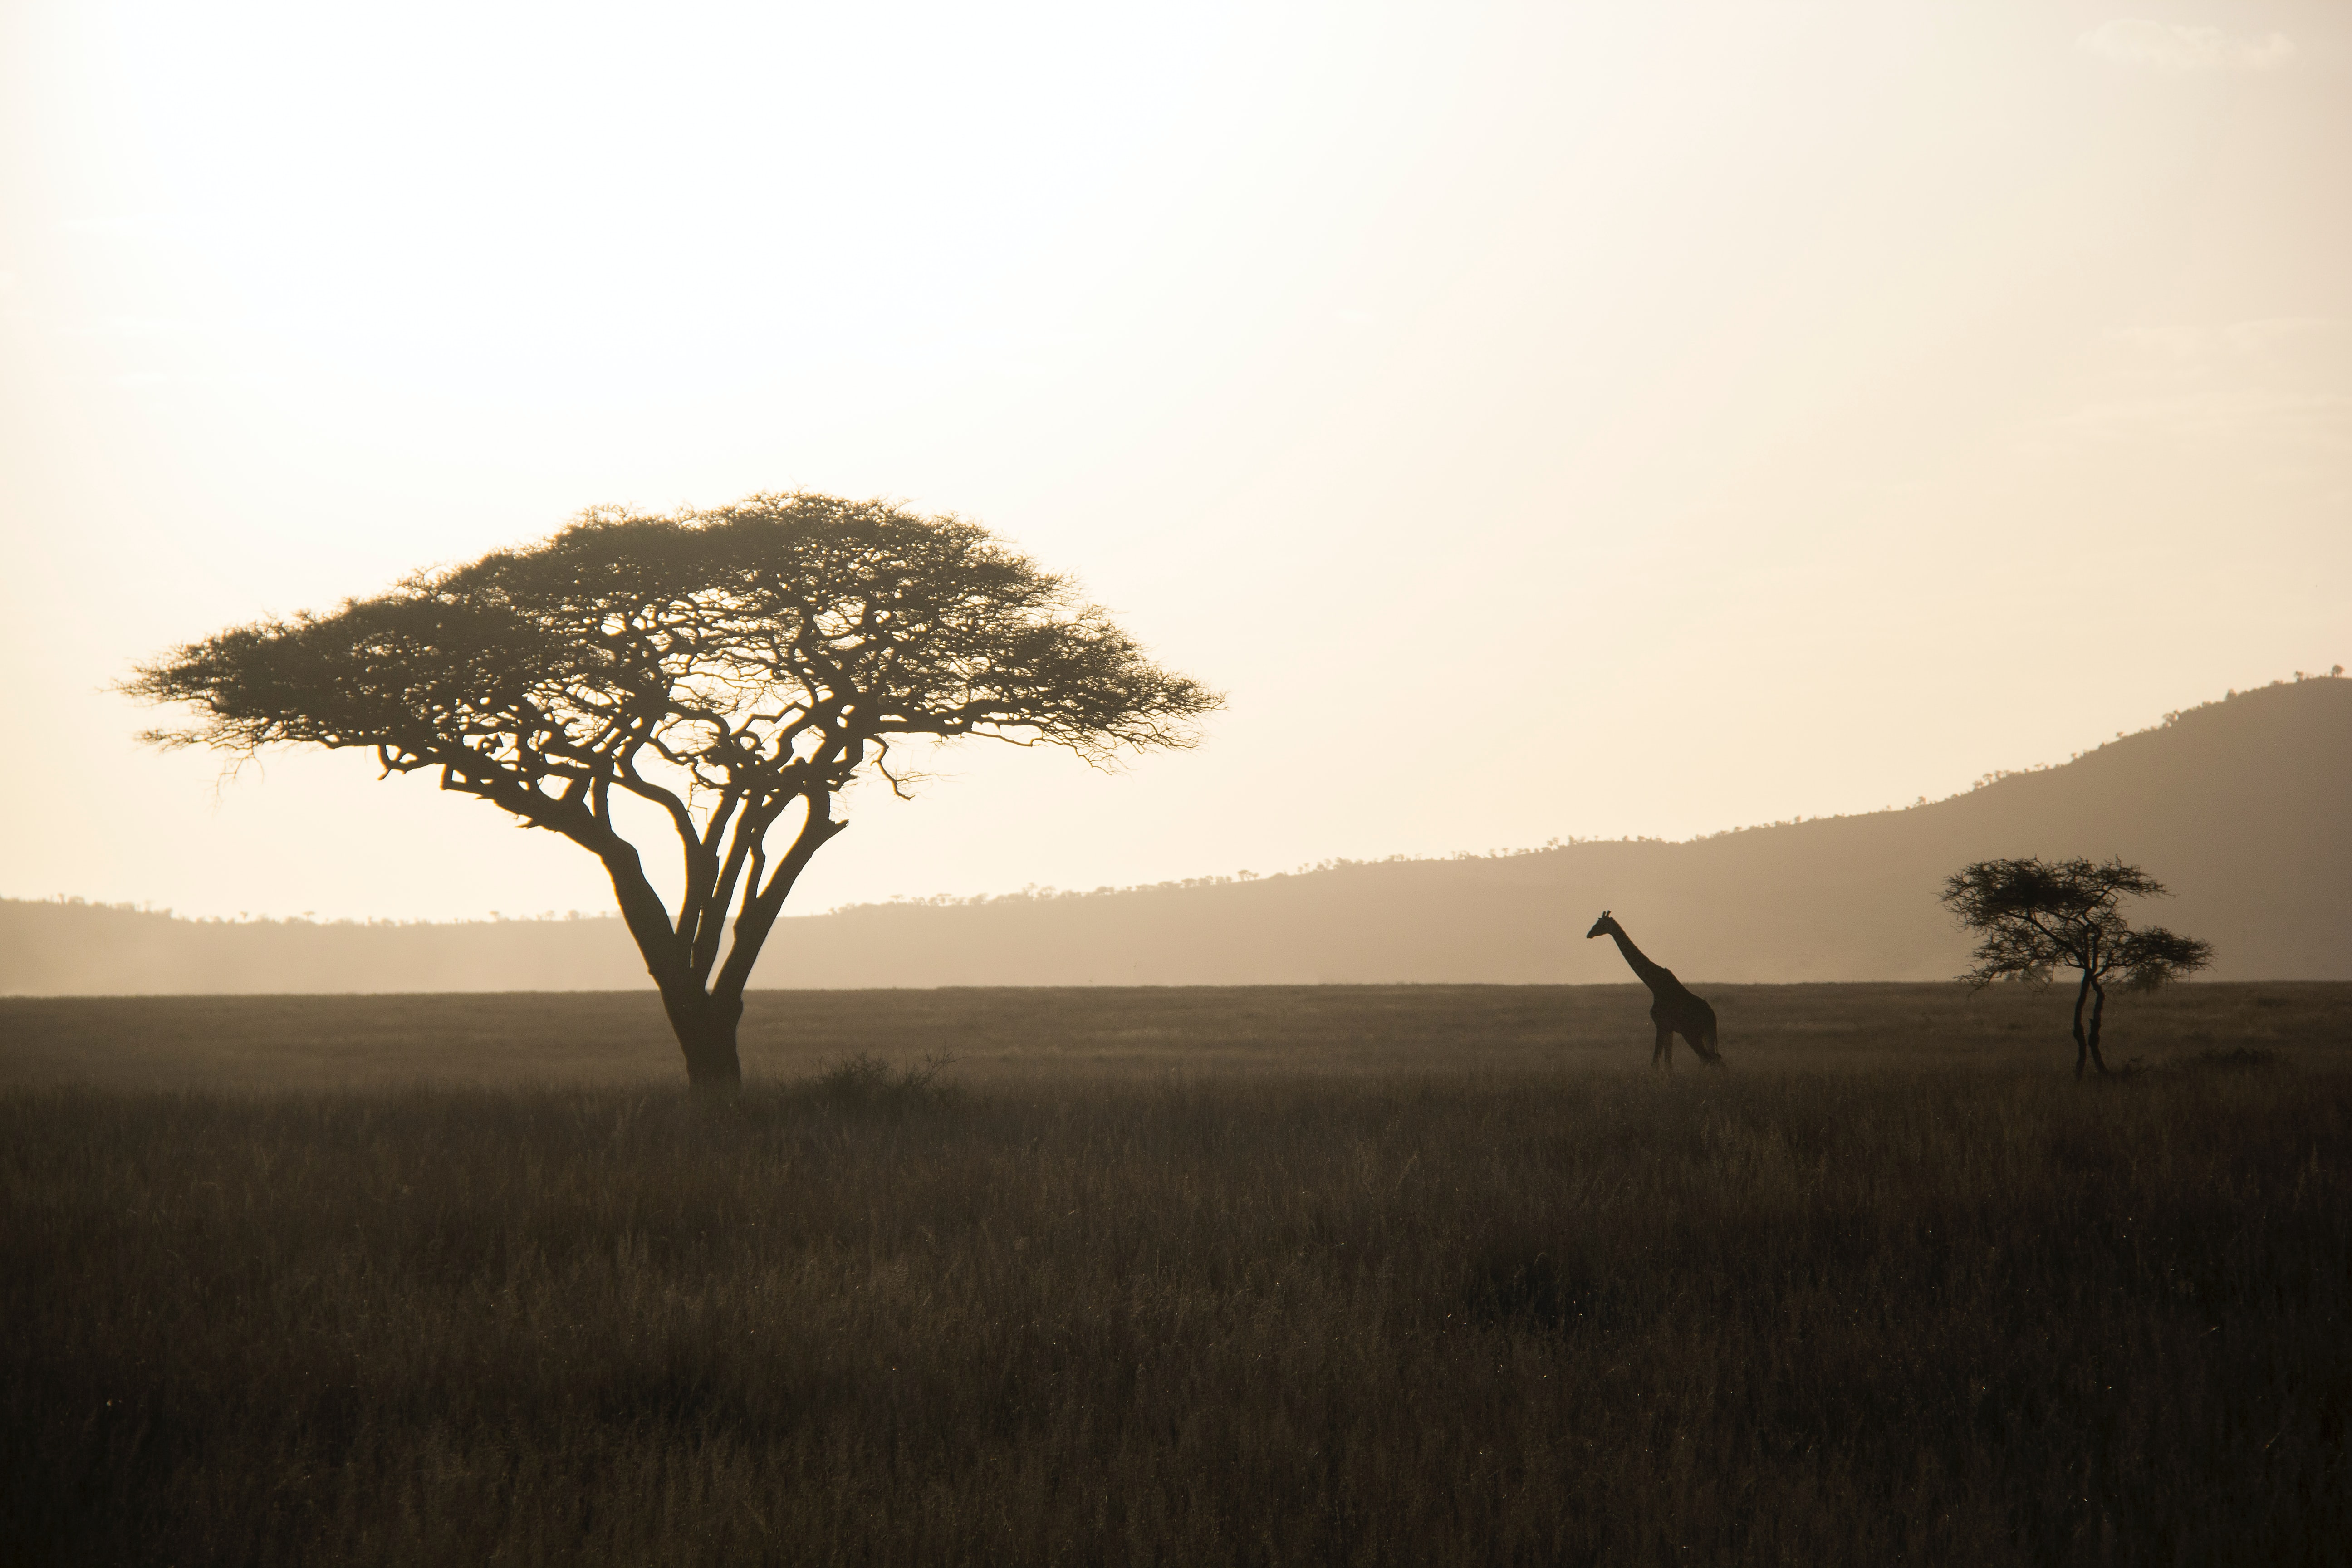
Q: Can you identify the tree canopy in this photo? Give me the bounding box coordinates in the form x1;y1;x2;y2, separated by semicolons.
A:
130;492;1222;1086
1940;856;2213;1078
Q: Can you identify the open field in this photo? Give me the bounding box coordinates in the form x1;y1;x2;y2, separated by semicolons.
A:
8;980;2352;1088
5;985;2350;1564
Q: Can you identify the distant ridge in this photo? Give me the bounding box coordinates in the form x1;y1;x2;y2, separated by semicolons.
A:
5;676;2347;993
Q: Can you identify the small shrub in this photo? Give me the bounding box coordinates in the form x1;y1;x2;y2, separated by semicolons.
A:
804;1050;961;1112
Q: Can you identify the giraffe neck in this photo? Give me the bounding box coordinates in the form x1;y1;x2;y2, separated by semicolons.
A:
1607;927;1670;992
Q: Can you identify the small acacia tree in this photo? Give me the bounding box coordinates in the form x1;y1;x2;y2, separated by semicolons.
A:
131;493;1221;1088
1940;856;2214;1078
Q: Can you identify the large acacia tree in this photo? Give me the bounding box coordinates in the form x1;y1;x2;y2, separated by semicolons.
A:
1940;856;2214;1078
131;493;1220;1088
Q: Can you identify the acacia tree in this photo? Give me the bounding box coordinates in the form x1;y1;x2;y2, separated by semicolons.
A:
1940;857;2214;1078
130;493;1221;1088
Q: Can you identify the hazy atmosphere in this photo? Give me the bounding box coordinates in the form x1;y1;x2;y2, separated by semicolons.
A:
5;1;2348;922
11;11;2352;1558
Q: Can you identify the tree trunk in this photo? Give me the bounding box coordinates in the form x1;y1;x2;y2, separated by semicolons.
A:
2085;976;2111;1077
2070;968;2094;1080
663;989;744;1092
588;800;840;1093
594;838;748;1091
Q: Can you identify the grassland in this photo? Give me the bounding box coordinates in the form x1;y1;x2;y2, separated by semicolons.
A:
10;979;2352;1089
5;984;2349;1565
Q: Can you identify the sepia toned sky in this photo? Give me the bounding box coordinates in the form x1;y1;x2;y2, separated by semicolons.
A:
3;2;2347;924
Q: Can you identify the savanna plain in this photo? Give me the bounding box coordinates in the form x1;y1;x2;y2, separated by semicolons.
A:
5;983;2348;1566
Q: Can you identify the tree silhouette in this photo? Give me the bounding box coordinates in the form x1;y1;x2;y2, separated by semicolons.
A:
1940;857;2213;1078
130;493;1220;1088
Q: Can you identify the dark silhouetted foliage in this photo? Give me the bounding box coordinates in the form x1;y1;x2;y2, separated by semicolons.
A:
128;494;1219;1086
1941;856;2214;1078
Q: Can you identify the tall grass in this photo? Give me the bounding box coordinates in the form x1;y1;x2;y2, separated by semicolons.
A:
6;1054;2346;1565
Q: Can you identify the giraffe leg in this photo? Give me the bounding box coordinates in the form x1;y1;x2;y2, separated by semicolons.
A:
1653;1020;1674;1070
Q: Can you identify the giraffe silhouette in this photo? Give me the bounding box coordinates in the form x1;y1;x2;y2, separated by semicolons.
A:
1586;911;1723;1068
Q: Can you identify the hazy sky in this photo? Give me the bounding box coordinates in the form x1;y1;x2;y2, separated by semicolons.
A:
4;2;2347;923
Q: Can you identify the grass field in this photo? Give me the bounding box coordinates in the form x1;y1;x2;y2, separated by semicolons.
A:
10;979;2352;1088
5;984;2349;1564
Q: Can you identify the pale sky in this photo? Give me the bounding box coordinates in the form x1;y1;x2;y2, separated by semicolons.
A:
3;2;2347;923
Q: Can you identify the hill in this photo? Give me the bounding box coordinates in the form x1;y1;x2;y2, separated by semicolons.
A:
763;674;2351;986
5;675;2346;993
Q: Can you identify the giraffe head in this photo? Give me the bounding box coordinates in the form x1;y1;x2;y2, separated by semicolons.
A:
1585;910;1618;939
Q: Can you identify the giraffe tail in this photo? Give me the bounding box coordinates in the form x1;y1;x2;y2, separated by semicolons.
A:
1695;1022;1725;1067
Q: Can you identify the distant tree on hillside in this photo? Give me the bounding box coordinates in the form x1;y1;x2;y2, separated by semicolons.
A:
129;493;1220;1089
1940;857;2213;1078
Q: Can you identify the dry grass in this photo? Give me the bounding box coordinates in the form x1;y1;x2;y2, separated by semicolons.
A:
4;985;2349;1564
6;979;2350;1089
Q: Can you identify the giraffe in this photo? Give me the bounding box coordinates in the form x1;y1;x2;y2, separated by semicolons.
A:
1585;911;1723;1069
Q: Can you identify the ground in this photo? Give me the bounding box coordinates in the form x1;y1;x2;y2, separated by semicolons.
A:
4;983;2347;1565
